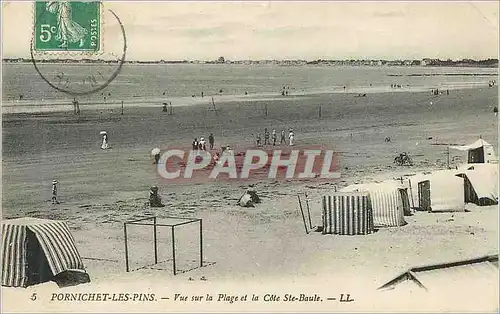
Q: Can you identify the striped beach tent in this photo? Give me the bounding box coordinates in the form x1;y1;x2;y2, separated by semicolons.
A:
340;182;408;227
322;192;374;235
1;217;89;288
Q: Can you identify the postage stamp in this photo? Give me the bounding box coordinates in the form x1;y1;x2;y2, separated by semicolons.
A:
34;1;101;52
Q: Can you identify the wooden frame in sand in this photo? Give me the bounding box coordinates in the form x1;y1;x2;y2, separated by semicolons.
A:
123;216;203;275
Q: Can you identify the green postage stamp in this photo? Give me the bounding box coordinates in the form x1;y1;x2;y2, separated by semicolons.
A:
34;1;101;52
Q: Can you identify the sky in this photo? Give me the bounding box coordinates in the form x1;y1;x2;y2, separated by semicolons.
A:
2;1;499;61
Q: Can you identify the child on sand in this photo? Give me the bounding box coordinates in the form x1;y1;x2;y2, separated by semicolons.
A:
289;129;295;146
272;129;277;146
209;133;215;150
264;128;270;145
52;180;59;204
101;133;109;149
280;129;286;144
256;133;262;146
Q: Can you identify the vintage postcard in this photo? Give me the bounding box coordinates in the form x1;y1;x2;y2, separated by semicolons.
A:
1;1;499;312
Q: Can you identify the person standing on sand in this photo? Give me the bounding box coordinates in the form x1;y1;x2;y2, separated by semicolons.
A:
272;129;277;146
192;138;199;151
52;180;59;204
280;129;286;144
264;128;270;145
199;137;206;151
101;133;109;149
256;133;262;147
209;133;215;150
289;129;295;146
494;106;498;117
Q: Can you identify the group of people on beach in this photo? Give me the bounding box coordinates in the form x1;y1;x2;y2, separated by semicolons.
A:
256;128;295;146
281;86;292;96
192;133;215;151
391;84;408;88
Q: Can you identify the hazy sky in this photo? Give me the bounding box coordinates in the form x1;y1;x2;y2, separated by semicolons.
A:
2;1;499;61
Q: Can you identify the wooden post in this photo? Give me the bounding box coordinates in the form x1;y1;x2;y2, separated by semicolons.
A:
297;195;309;234
124;223;129;272
153;217;158;264
447;146;450;169
121;101;124;115
171;226;176;275
265;103;268;117
305;193;313;229
199;219;203;268
211;97;218;116
408;179;415;209
319;105;322;119
170;101;173;115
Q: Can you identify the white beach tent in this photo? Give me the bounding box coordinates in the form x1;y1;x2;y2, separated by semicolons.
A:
455;163;499;206
340;182;408;227
407;170;465;212
449;139;497;164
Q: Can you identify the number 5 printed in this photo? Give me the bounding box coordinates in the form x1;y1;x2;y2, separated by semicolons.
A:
39;24;55;43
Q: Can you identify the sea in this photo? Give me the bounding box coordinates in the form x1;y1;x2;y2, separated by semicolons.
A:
2;63;498;113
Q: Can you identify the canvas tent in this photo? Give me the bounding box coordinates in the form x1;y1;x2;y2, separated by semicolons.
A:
450;139;497;164
407;170;465;212
340;182;408;227
322;192;374;235
378;255;498;293
1;217;90;288
455;163;498;206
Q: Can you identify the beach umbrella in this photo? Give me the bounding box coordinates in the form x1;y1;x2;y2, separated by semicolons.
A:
151;148;161;156
99;131;107;135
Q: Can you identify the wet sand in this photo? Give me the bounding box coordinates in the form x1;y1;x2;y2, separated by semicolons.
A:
2;87;498;312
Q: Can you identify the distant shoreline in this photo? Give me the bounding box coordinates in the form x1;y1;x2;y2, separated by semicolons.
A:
3;59;499;68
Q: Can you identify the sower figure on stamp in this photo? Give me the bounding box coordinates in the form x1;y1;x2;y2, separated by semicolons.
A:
46;1;88;48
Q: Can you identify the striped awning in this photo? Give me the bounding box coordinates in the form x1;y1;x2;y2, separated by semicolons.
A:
2;218;85;287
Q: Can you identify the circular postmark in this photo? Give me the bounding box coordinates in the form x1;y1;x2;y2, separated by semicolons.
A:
30;2;127;96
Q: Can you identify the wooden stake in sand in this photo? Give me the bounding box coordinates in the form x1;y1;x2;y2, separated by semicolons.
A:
297;195;310;234
211;97;219;116
318;104;322;119
408;179;415;209
121;101;124;115
305;193;313;229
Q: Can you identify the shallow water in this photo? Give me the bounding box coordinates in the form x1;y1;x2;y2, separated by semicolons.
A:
2;63;497;113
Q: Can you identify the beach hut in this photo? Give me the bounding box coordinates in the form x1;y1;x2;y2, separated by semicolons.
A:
407;170;465;212
322;192;374;235
1;217;90;288
340;182;408;227
455;164;498;206
378;254;499;293
449;139;497;164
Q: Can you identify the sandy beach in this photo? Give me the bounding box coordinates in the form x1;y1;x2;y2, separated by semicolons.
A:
2;86;498;312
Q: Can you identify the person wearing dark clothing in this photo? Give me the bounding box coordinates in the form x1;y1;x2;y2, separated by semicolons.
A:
149;186;165;207
192;138;199;151
272;129;277;145
280;129;286;144
209;133;215;150
264;128;270;145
